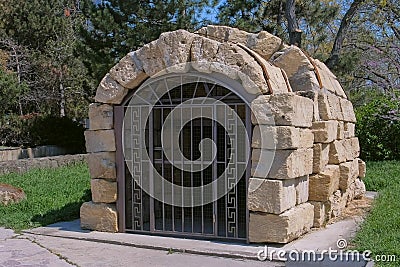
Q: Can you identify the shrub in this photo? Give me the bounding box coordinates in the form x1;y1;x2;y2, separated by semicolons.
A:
354;92;400;161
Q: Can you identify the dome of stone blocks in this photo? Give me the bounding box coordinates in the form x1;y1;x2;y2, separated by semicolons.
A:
81;25;366;244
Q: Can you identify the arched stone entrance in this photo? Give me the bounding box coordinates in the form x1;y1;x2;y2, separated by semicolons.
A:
81;25;366;244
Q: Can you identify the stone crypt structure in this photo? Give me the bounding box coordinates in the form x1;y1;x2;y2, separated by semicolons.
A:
81;25;366;244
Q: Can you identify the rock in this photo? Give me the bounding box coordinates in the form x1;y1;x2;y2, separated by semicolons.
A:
249;203;314;243
342;137;360;160
247;31;282;60
340;98;357;123
312;143;330;174
353;179;366;199
309;165;340;201
252;126;312;149
358;158;366;178
87;152;117;179
309;201;327;227
248;178;296;214
91;179;117;203
288;66;321;92
190;36;220;73
95;73;128;104
80;201;118;232
273;45;314;78
296;90;320;121
109;53;148;89
339;159;359;191
85;130;116;153
337;121;344;140
311;120;338;143
328;190;347;218
250;95;274;125
268;93;314;128
252;148;313;179
0;184;26;205
344;122;356;138
88;103;114;130
295;176;309;204
136;39;165;76
329;140;347;164
313;59;347;98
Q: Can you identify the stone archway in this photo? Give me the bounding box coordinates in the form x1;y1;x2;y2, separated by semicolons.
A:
81;25;366;244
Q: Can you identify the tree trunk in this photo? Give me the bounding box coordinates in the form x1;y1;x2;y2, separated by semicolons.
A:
60;72;65;117
325;0;364;69
285;0;302;47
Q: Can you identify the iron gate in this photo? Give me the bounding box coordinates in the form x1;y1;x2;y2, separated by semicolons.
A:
116;78;252;241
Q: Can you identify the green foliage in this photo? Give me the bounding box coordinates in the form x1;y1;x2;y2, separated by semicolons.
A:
352;161;400;266
353;90;400;161
0;68;28;116
0;162;91;231
0;114;86;152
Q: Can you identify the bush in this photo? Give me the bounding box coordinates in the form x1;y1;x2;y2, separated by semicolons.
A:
0;114;86;153
354;92;400;161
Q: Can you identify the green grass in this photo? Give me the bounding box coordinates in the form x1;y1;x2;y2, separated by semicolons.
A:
352;161;400;266
0;162;91;231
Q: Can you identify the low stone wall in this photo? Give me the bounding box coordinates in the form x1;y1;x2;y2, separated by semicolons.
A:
0;146;72;161
0;154;87;176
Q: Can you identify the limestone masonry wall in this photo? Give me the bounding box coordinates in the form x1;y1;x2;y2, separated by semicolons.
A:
81;25;366;244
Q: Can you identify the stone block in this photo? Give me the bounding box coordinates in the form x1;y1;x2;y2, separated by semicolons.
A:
358;158;366;178
247;31;282;60
337;121;344;140
249;203;314;243
295;91;320;121
344;122;356;138
309;165;340;201
252;148;313;179
80;201;118;232
339;159;359;191
340;98;357;122
109;53;148;89
311;120;338;143
88;103;113;130
191;36;220;73
328;140;347;164
252;126;312;149
313;59;347;98
136;39;165;76
328;190;347;218
95;73;128;104
288;66;320;92
354;179;366;199
309;201;327;227
312;143;330;174
268;93;314;128
85;130;116;153
343;137;360;160
273;45;314;78
250;95;274;125
87;152;116;179
91;179;117;203
248;178;296;214
295;176;309;204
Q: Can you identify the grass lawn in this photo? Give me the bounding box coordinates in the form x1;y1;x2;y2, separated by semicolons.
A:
0;162;91;231
352;161;400;266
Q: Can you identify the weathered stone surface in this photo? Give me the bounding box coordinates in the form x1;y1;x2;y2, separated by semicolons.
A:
95;74;128;104
91;179;117;203
313;59;347;98
203;25;248;44
312;143;330;174
268;93;314;127
249;203;314;243
250;95;274;125
247;31;282;60
295;91;320;121
311;120;338;143
288;66;320;92
80;201;118;232
158;30;195;73
353;179;366;199
85;130;116;153
0;184;26;205
309;165;340;201
109;53;148;89
329;140;347;164
358;158;366;178
136;39;165;77
337;121;344;140
339;159;359;191
252;148;313;179
191;36;220;73
340;98;357;122
273;45;314;78
328;190;347;218
344;123;356;138
343;137;360;160
88;103;113;130
252;126;312;149
87;152;116;179
309;201;327;227
248;178;296;214
295;176;309;204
